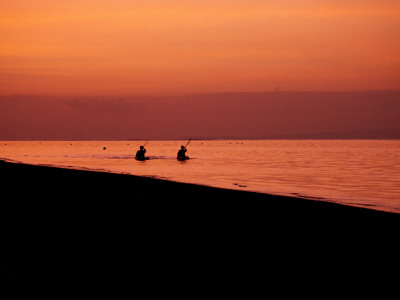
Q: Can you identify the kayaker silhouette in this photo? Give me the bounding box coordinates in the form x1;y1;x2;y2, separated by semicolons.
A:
177;145;189;161
135;145;148;161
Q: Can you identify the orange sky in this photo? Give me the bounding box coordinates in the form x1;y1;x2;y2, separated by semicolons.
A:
1;0;400;96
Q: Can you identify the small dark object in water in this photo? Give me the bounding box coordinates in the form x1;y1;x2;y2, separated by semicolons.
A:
103;147;106;150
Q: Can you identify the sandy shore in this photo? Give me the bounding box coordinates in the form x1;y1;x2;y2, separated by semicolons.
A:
1;159;398;285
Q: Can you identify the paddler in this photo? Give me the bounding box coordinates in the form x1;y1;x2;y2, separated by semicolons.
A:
177;145;189;160
135;145;147;160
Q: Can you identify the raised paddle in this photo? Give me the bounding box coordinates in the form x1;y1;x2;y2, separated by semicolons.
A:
184;138;192;148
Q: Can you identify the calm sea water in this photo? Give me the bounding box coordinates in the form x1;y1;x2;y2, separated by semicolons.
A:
1;140;399;213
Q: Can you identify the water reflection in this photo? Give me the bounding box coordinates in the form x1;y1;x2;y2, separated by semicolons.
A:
1;140;399;212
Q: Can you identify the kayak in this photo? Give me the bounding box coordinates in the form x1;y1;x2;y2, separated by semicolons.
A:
177;156;190;161
135;157;149;161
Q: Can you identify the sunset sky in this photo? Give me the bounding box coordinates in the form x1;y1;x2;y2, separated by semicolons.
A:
1;1;400;140
1;0;399;96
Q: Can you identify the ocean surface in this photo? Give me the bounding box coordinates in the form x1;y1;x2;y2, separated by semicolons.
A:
1;140;399;213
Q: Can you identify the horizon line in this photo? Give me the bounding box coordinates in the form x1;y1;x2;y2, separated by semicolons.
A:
1;89;400;99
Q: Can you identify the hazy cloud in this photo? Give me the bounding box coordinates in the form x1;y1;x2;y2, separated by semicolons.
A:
64;98;147;115
1;91;399;140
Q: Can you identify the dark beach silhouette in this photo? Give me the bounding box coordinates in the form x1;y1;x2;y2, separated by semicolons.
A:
0;160;398;286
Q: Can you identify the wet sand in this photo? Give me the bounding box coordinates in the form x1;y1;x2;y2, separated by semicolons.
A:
1;159;399;285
